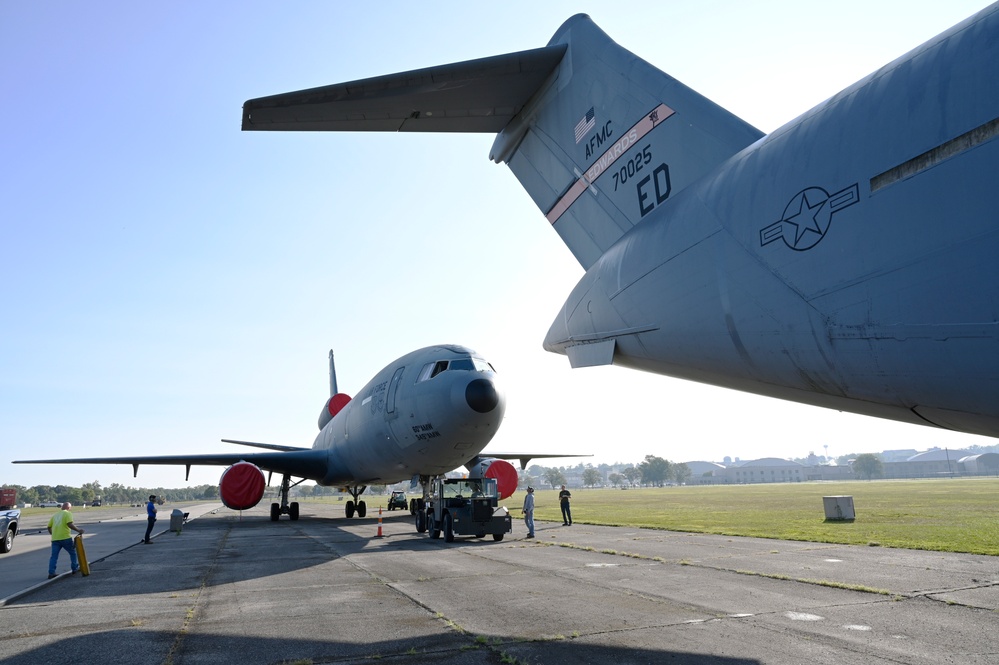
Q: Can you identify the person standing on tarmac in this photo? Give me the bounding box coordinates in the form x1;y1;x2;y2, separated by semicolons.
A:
521;487;535;538
143;495;158;544
47;502;84;578
559;485;572;525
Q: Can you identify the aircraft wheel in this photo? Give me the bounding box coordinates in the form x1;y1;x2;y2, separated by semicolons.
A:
270;503;280;521
415;510;427;533
357;501;367;518
289;502;300;521
409;499;417;515
346;500;355;519
428;513;440;539
492;533;504;542
443;513;454;543
1;528;13;553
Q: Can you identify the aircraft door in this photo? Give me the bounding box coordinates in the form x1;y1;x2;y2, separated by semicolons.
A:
385;367;404;420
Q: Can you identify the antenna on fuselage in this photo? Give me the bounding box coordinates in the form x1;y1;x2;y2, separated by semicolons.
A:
328;349;338;397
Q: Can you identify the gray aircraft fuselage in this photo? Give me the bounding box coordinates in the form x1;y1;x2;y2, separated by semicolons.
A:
314;344;505;485
542;12;999;436
15;344;506;493
241;5;999;438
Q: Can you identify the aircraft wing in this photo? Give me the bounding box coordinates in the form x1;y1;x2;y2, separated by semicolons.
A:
12;449;330;482
477;452;591;470
241;44;566;133
220;439;309;452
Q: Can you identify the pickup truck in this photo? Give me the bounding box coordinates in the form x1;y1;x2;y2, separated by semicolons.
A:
0;509;19;553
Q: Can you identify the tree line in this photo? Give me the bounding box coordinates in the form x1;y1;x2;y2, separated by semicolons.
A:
1;481;219;507
526;455;692;489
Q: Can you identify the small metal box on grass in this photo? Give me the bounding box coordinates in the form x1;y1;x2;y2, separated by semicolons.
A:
823;495;855;520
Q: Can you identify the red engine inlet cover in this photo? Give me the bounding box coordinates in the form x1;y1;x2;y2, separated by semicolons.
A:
318;393;353;430
328;393;351;417
219;461;266;510
484;459;519;500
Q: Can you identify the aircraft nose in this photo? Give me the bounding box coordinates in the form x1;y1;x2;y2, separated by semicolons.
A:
465;378;500;413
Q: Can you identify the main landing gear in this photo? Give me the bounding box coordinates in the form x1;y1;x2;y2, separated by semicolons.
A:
270;474;302;521
344;485;367;518
413;475;431;533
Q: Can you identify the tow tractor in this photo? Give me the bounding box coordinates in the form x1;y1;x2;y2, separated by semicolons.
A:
426;476;511;542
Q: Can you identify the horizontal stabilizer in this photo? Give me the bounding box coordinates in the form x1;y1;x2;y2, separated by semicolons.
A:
242;45;566;133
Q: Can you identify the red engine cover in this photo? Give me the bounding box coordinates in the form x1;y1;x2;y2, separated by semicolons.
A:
327;392;351;417
483;459;519;499
318;393;353;430
219;461;266;510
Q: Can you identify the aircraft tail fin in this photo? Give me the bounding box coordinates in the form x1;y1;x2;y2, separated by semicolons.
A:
493;15;764;268
242;15;763;269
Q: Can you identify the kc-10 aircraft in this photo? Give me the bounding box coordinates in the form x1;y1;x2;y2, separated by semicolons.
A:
16;345;541;527
241;6;999;439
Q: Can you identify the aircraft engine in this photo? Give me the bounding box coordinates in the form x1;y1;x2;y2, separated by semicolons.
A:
466;458;519;499
317;393;352;430
219;461;266;510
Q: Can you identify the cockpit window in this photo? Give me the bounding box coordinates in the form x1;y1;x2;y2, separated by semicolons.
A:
472;357;495;372
416;356;496;382
418;361;448;382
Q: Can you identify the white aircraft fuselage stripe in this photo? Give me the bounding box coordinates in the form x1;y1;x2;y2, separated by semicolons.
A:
547;103;675;225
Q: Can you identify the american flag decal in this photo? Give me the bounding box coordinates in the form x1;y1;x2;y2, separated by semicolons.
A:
574;107;596;143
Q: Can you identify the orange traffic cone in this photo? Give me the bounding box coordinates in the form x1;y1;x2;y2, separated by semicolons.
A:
376;507;384;538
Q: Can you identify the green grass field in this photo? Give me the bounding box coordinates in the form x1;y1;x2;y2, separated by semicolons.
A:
525;478;999;556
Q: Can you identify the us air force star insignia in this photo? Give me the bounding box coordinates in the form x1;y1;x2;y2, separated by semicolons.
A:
760;184;859;251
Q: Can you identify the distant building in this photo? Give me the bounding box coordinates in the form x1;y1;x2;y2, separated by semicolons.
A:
880;449;918;463
959;453;999;475
906;449;972;462
685;461;726;484
678;448;998;485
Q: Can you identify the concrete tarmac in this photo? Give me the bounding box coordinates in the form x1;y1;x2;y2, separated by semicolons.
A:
0;502;996;664
0;503;221;600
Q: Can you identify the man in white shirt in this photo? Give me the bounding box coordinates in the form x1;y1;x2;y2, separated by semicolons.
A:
521;487;535;538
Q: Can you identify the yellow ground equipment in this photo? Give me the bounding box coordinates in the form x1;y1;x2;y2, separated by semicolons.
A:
74;535;90;576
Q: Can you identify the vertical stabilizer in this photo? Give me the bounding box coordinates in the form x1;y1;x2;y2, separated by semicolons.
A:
490;15;764;268
328;350;338;397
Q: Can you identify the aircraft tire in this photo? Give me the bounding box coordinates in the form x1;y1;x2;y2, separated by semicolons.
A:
492;533;504;542
415;510;427;533
443;513;454;543
357;501;367;518
289;502;299;521
409;499;417;515
270;503;280;521
346;500;355;519
428;514;440;539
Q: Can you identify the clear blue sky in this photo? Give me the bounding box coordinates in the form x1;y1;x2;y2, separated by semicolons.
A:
2;1;994;490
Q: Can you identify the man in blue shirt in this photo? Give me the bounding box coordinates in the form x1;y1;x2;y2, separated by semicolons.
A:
143;495;158;544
